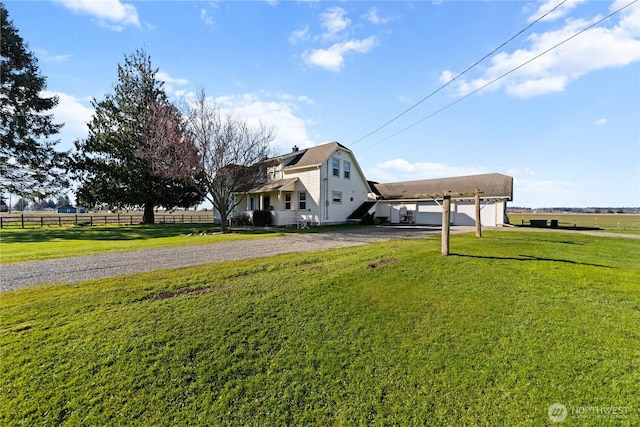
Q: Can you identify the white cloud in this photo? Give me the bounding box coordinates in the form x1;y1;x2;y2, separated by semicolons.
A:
156;71;189;86
303;36;377;72
289;25;310;44
156;71;190;98
56;0;140;30
444;1;640;98
200;8;214;26
527;0;586;23
595;118;607;125
362;7;392;25
368;158;489;182
35;50;72;63
213;91;316;153
513;178;579;207
293;6;381;72
506;167;536;177
319;7;351;42
42;91;94;143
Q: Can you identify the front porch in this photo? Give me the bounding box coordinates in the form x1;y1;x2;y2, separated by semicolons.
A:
234;178;320;227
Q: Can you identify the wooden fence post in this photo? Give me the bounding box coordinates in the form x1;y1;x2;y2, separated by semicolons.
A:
21;214;24;228
442;193;451;256
475;190;482;238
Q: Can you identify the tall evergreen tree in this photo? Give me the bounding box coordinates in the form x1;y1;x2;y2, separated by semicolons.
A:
70;49;204;223
0;3;68;199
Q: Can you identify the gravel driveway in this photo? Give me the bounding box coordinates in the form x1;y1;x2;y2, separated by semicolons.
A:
2;226;464;292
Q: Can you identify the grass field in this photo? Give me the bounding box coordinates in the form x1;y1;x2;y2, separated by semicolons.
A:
1;230;639;425
0;224;280;264
508;213;640;232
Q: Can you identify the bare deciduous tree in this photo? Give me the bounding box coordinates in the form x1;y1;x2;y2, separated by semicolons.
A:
143;89;276;232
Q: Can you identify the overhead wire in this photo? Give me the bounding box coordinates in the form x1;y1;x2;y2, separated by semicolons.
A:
357;0;638;151
348;0;569;147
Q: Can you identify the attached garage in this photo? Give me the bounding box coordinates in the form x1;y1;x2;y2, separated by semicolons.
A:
370;173;513;227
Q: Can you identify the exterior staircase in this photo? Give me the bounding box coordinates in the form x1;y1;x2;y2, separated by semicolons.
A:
347;201;377;223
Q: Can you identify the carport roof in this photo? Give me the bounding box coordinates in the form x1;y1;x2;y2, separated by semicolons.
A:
370;173;513;201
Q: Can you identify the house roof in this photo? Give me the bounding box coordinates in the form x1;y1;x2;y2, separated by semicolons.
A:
281;141;348;170
249;177;298;193
370;173;513;201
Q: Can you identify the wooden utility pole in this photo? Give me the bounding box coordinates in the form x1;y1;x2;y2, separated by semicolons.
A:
475;189;482;238
413;189;484;256
442;193;451;256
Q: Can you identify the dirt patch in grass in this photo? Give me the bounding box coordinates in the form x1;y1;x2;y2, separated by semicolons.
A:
367;258;401;269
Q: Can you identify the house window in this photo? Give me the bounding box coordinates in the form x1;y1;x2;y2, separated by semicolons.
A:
249;197;255;211
332;191;342;204
285;193;292;210
332;158;340;177
299;192;306;210
344;161;351;179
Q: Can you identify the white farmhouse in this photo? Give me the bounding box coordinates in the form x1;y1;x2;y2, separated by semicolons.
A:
234;141;372;226
233;141;513;228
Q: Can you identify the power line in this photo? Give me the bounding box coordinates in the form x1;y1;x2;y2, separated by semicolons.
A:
349;0;568;147
360;0;638;151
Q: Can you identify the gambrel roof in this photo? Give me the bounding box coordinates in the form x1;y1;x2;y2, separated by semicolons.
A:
279;141;348;170
370;173;513;201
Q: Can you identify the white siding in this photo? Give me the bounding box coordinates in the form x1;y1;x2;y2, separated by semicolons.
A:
452;202;496;227
416;203;443;225
375;203;392;221
378;199;507;227
320;150;370;225
288;168;322;225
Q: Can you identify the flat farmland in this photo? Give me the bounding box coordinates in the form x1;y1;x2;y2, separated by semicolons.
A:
508;213;640;232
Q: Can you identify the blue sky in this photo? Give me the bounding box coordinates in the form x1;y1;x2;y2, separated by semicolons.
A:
6;0;640;207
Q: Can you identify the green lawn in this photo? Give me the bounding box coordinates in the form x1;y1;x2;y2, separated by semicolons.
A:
0;224;278;263
509;213;640;232
1;231;639;425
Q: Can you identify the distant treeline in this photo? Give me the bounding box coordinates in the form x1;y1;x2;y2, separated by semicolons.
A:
508;207;640;214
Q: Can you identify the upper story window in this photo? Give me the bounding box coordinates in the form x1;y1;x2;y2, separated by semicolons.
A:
299;192;306;210
332;158;340;177
344;161;351;179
